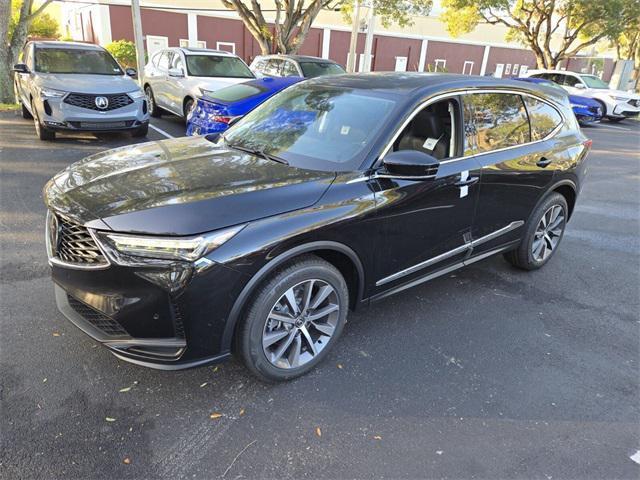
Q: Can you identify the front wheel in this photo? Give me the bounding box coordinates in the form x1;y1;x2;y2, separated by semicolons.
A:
31;100;55;141
237;255;349;382
503;192;568;270
608;117;625;123
145;86;162;117
21;102;32;119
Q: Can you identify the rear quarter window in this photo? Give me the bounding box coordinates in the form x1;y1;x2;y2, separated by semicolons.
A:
523;97;563;140
465;93;530;153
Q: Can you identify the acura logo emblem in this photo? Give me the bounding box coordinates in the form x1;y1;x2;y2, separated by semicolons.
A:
95;96;109;109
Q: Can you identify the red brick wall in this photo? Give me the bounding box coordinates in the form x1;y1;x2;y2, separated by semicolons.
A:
329;30;365;67
485;47;537;77
371;35;422;71
425;41;485;74
297;28;323;58
109;5;188;49
197;16;245;55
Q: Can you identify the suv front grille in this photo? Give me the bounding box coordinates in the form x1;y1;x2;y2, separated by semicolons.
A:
48;212;108;267
64;93;134;111
67;295;128;336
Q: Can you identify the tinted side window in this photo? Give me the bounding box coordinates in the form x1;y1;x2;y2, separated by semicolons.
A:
523;97;563;140
282;60;299;77
265;59;283;76
562;75;581;87
466;93;530;152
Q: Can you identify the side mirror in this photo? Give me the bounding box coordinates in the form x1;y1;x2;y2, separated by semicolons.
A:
381;150;440;178
125;67;137;77
574;83;586;89
12;63;29;74
168;67;185;78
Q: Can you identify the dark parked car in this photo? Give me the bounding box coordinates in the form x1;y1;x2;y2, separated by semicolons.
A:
250;54;345;78
44;73;590;381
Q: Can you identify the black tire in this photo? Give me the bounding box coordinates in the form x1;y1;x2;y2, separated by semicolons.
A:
21;102;32;119
503;192;568;271
131;123;148;138
31;100;55;141
237;255;349;382
145;85;162;117
608;117;625;123
183;97;194;124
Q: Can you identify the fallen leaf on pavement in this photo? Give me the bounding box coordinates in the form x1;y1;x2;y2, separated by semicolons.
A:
210;413;223;420
200;382;208;388
52;332;60;337
315;427;322;437
239;408;245;416
373;435;382;440
105;417;116;422
123;457;131;465
337;364;343;369
119;386;132;393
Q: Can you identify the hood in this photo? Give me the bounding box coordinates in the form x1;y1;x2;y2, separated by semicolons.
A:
36;73;140;94
591;88;640;100
44;136;336;236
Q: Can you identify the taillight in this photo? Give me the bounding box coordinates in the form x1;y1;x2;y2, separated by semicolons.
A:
583;138;593;149
211;115;239;124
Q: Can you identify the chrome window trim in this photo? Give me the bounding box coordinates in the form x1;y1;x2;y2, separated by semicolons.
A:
375;220;524;286
377;88;567;168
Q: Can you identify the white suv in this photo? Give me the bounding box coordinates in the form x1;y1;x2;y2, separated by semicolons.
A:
523;69;640;122
143;47;254;120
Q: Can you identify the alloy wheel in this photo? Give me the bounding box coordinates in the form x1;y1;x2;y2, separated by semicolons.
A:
262;279;340;369
145;87;155;114
532;204;565;262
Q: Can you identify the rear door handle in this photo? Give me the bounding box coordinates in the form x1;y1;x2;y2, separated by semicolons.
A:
455;176;479;187
537;157;552;168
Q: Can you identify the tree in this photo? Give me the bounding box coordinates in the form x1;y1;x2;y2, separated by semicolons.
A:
220;0;432;55
106;40;138;69
441;0;633;69
1;0;55;103
612;1;640;69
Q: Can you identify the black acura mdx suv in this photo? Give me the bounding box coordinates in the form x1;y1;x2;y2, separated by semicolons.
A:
44;73;590;381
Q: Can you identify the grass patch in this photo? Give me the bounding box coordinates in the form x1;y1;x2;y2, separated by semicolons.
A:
0;103;19;111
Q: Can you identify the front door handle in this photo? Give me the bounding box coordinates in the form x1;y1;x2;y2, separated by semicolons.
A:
537;157;552;168
455;176;479;187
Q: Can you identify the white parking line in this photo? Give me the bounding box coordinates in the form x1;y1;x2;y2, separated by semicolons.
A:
596;124;631;131
149;123;174;139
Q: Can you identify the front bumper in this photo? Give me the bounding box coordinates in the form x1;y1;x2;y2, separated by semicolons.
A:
51;245;250;370
610;100;640;118
36;93;149;132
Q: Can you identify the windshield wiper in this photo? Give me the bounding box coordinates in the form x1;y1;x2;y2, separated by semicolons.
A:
227;143;289;165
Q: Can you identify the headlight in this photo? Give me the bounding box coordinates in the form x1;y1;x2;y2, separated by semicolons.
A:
103;224;245;261
128;89;145;99
609;95;629;102
40;87;66;98
199;88;216;97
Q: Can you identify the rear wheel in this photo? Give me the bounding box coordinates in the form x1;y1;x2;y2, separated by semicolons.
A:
31;99;55;141
237;255;349;382
503;192;568;270
145;86;162;117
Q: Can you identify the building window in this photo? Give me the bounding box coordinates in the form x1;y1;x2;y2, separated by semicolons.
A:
505;63;512;75
512;64;519;76
434;59;446;72
216;42;235;54
180;39;206;48
519;65;529;76
462;61;474;75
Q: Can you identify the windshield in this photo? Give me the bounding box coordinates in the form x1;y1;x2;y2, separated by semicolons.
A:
222;83;398;171
299;62;346;78
186;55;254;78
579;74;609;89
34;48;122;75
205;83;268;103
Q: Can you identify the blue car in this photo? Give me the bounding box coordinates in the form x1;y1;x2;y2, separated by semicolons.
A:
186;76;303;136
515;77;602;125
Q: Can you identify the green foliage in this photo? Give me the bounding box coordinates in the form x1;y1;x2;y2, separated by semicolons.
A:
341;0;433;28
105;40;137;68
10;1;59;39
441;0;635;67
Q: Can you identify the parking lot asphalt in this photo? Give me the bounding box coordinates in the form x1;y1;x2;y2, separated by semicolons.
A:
1;110;639;479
